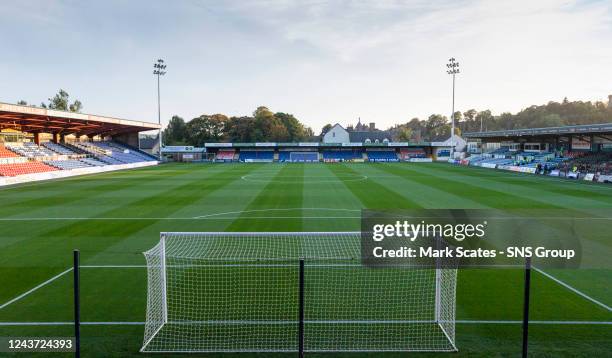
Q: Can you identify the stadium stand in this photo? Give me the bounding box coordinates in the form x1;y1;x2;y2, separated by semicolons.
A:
488;147;511;156
560;152;612;175
366;150;398;162
400;148;426;160
6;142;55;157
79;158;107;167
74;141;157;164
0;145;18;158
278;151;290;162
215;149;236;161
481;157;514;166
44;160;92;170
239;150;274;162
0;162;57;176
322;149;363;162
42;141;78;155
437;149;451;157
0;140;158;180
278;151;319;162
0;104;160;185
97;155;124;165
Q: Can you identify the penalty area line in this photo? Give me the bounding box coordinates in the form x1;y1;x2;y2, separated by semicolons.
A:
0;217;362;221
533;267;611;312
0;267;73;310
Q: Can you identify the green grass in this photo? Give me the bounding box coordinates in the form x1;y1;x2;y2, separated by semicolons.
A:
0;162;610;357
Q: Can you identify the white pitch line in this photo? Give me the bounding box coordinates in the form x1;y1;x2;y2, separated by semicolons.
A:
0;267;73;310
0;217;362;221
0;320;610;326
533;267;612;312
456;320;612;325
193;207;361;219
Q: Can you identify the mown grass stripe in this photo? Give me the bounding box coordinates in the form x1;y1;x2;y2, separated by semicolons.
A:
353;163;488;209
446;163;612;206
328;164;422;209
227;164;304;231
300;164;363;231
0;164;262;302
0;164;213;218
379;163;564;209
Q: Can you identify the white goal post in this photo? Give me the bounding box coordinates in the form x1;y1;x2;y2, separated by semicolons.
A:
141;232;458;353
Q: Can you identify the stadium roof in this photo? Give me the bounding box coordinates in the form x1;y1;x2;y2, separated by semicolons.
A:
464;123;612;139
201;142;432;148
0;102;160;136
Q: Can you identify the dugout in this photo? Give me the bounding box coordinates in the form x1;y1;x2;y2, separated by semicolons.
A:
160;146;206;162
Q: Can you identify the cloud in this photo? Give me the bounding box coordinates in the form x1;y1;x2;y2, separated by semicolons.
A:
1;0;611;131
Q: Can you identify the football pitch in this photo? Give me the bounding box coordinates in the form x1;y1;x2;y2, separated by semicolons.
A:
0;162;610;357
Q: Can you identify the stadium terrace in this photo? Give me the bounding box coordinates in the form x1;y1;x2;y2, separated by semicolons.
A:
161;142;453;163
462;123;612;183
0;102;160;186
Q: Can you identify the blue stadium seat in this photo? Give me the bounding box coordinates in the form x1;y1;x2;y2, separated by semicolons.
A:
239;150;274;162
322;150;363;161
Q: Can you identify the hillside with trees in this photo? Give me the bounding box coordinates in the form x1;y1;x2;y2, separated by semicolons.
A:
389;97;612;142
165;96;612;145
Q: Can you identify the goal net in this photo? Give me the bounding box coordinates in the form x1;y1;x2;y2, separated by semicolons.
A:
289;151;318;162
141;232;458;353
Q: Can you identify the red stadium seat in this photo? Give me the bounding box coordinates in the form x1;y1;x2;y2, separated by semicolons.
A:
0;162;58;177
0;146;18;158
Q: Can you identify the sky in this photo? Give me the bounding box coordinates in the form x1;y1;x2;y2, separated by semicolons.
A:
1;0;611;133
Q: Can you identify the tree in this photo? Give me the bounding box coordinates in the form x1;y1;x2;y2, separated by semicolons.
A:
475;110;494;131
462;109;477;132
226;116;256;142
304;126;315;138
163;115;187;145
498;112;514;130
397;127;413;142
275;112;308;141
252;106;288;142
382;95;612;139
46;89;83;112
533;113;564;128
320;124;333;136
425;114;448;140
69;100;82;113
185;114;228;146
17;100;27;105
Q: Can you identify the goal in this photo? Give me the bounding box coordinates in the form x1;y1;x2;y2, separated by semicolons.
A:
289;151;318;162
141;232;458;353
